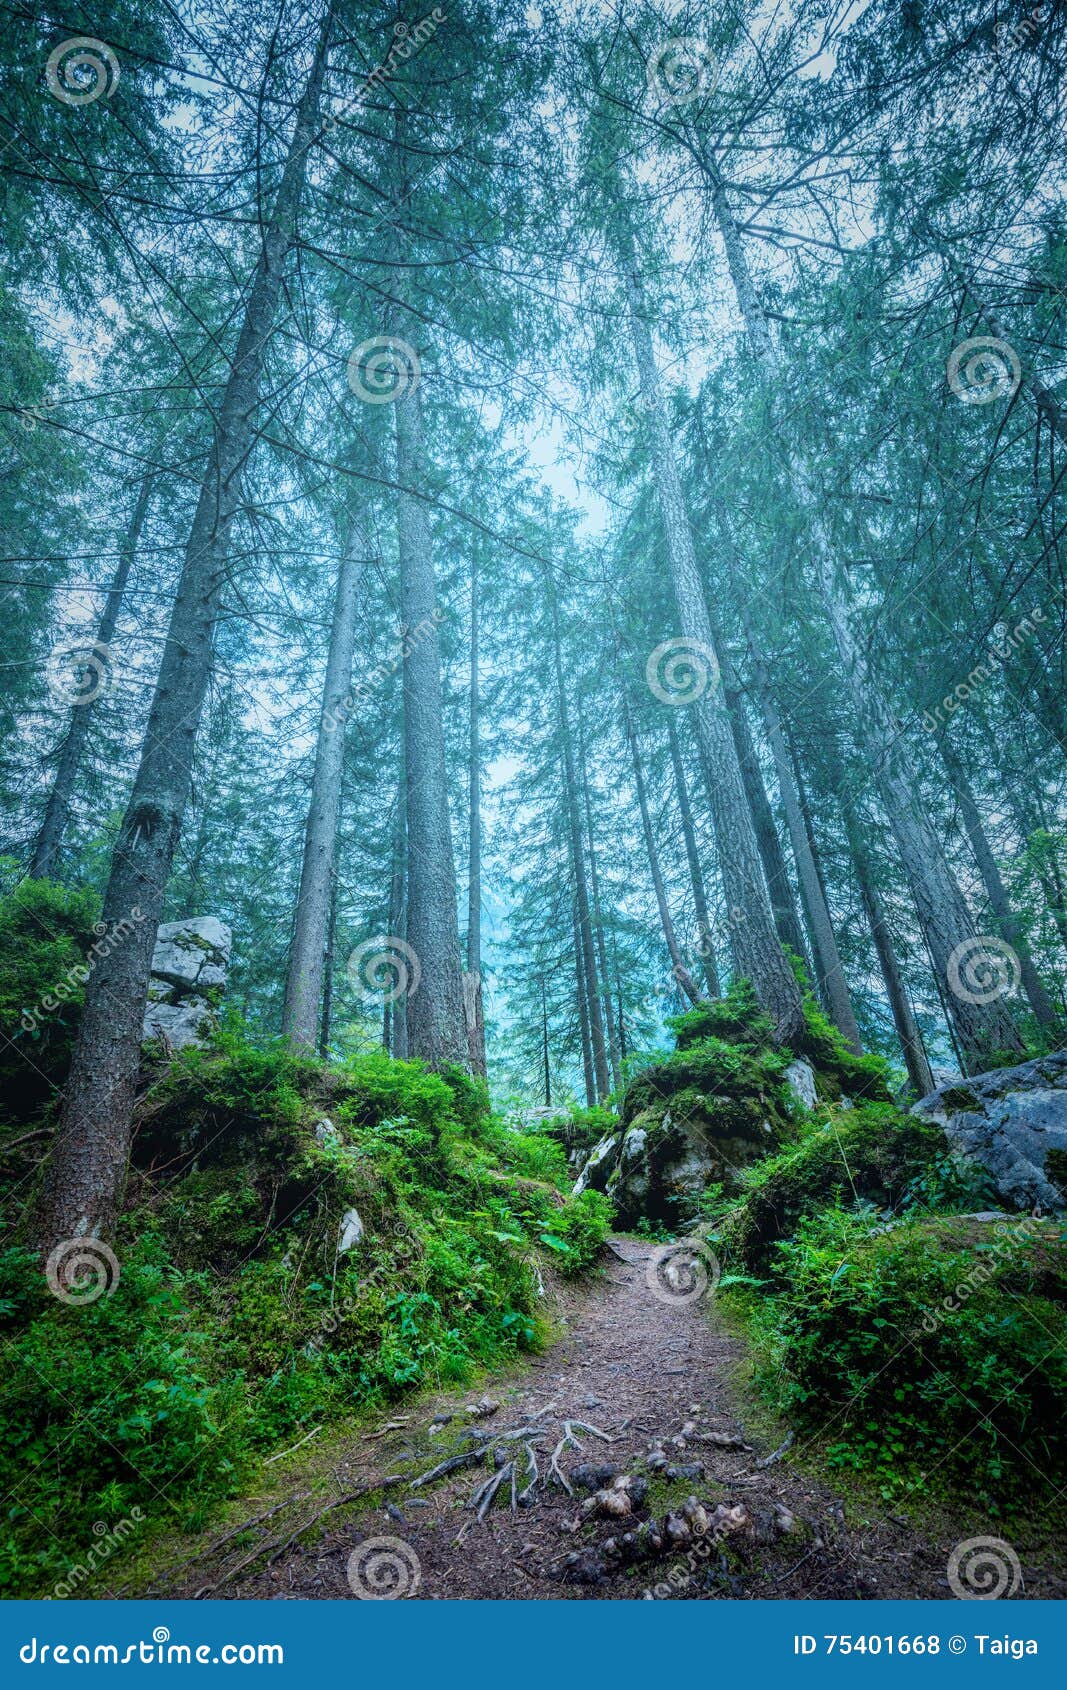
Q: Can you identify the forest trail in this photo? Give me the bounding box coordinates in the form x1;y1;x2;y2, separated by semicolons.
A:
141;1237;1048;1604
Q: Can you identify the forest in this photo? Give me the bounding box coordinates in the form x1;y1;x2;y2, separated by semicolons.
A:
0;0;1064;1605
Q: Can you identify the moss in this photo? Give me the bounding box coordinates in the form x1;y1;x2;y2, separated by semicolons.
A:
0;1032;610;1594
720;1102;995;1274
735;1209;1067;1505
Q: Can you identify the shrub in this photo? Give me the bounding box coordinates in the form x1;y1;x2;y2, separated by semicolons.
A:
0;878;100;1127
749;1210;1067;1505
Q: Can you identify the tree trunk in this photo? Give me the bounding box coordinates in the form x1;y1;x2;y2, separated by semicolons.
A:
540;975;551;1108
666;716;721;996
705;160;1024;1071
318;849;338;1060
463;549;487;1076
849;826;935;1098
546;564;611;1098
615;189;804;1043
30;476;152;879
938;734;1060;1032
282;524;362;1048
34;13;334;1256
573;898;596;1107
623;698;702;1005
390;331;467;1072
743;626;863;1052
385;799;408;1060
577;703;622;1091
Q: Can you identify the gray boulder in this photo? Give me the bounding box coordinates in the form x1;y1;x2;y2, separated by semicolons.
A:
142;996;218;1052
142;916;232;1052
912;1050;1067;1214
150;917;231;991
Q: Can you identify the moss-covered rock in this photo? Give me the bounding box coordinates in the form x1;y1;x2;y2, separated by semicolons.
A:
720;1101;997;1274
574;981;892;1228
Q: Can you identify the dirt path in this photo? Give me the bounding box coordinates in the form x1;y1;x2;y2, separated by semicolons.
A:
151;1239;1058;1602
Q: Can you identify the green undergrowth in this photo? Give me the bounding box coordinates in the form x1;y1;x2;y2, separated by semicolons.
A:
0;1033;611;1594
711;1089;1067;1510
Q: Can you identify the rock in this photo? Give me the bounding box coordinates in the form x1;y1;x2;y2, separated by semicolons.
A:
142;996;217;1052
784;1058;818;1112
337;1207;364;1254
150;917;231;991
572;1131;620;1197
570;1463;618;1492
142;916;232;1052
666;1462;705;1482
315;1118;338;1145
912;1050;1067;1213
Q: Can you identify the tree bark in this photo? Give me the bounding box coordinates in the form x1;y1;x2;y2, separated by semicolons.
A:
30;476;152;880
540;974;551;1108
390;333;467;1071
614;188;804;1043
666;716;721;995
318;849;338;1060
282;524;362;1049
623;698;702;1005
572;897;596;1107
34;11;334;1255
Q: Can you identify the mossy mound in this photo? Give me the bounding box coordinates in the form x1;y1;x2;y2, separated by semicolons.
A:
721;1101;997;1274
736;1208;1067;1504
0;1032;610;1594
578;982;892;1228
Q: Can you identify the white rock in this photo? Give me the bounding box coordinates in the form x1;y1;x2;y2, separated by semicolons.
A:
572;1132;619;1196
150;917;232;991
315;1118;338;1145
784;1058;818;1112
143;996;217;1051
337;1208;365;1254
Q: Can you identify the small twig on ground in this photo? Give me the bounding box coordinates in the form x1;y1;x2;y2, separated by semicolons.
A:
752;1431;794;1469
265;1425;322;1465
364;1417;412;1440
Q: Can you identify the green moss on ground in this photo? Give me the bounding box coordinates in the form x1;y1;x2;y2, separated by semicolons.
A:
0;1032;610;1595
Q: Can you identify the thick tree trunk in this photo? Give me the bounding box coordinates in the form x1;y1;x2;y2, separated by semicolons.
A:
390;332;467;1071
546;564;611;1098
623;699;702;1005
282;526;362;1049
616;196;804;1043
30;476;152;879
705;162;1024;1071
666;716;720;996
938;735;1059;1032
34;14;333;1256
464;550;487;1075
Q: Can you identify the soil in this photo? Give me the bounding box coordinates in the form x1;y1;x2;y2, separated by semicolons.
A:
140;1238;1063;1602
